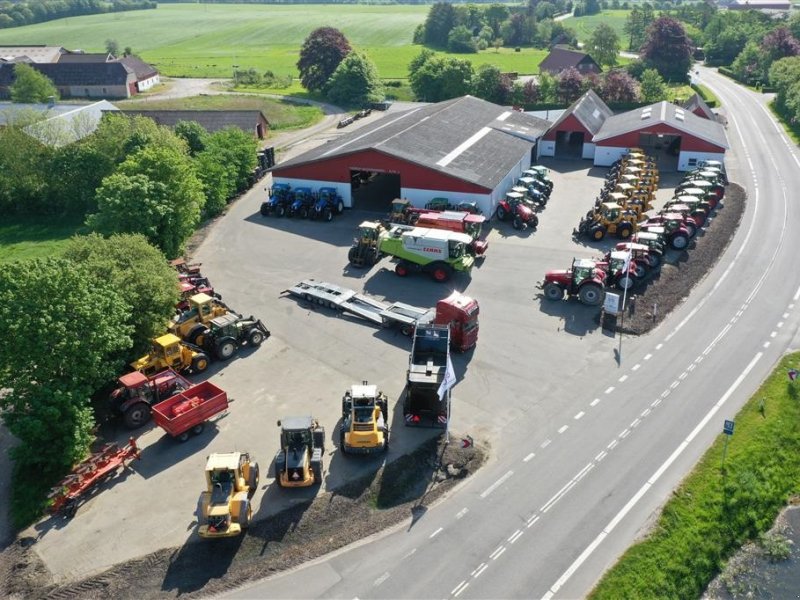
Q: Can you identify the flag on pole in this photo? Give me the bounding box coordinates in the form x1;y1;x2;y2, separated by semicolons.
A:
623;247;633;273
438;355;456;400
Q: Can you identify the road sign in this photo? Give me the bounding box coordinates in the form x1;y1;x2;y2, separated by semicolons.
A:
604;292;620;314
461;435;473;449
723;420;735;436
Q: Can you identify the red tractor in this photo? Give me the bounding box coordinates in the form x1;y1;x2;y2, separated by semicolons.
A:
109;369;191;429
496;192;538;230
539;258;607;306
640;213;694;250
594;250;641;291
615;241;662;270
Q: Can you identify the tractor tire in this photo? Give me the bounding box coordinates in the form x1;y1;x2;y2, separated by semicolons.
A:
215;337;238;361
187;324;207;347
684;221;698;238
670;233;689;250
395;263;409;277
192;423;205;435
63;499;78;519
512;216;523;230
496;206;507;221
632;262;648;279
248;329;266;347
590;225;607;241
431;264;453;283
646;253;662;269
260;204;269;216
379;399;389;421
530;215;539;229
124;402;151;429
191;353;209;374
324;208;333;222
348;247;361;266
616;275;635;291
276;205;286;217
177;430;191;443
311;458;323;484
543;282;564;301
578;283;604;306
336;200;345;215
299;207;309;219
368;248;380;266
383;428;390;452
247;462;260;496
618;223;633;239
239;499;251;529
339;429;347;454
691;212;706;227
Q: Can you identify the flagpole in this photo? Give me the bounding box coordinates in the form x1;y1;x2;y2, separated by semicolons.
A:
617;247;632;363
446;389;451;444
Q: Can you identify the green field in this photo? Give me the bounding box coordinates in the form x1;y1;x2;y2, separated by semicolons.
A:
0;4;547;79
564;10;631;45
0;216;85;263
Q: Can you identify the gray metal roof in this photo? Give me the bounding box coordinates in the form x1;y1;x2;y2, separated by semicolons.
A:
547;89;612;135
593;101;729;149
276;96;550;190
280;416;313;431
682;93;716;121
24;100;119;147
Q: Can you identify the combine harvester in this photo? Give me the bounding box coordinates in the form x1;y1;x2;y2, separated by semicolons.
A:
282;279;479;351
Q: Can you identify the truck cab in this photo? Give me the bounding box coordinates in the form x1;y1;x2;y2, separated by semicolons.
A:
433;291;479;351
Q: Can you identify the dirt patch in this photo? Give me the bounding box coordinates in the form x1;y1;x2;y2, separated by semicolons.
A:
608;183;746;335
0;436;484;599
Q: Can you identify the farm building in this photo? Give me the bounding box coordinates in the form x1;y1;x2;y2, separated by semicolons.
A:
538;90;612;159
592;101;728;171
538;47;601;75
120;109;269;139
270;96;550;214
682;93;717;121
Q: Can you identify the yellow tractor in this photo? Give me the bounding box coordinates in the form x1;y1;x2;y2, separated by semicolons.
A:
575;202;638;241
198;452;260;539
130;333;210;377
339;382;389;455
168;293;230;347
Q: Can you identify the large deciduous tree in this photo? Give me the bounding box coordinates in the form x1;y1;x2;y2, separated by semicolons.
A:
63;233;179;356
640;16;693;82
326;52;385;107
297;27;352;93
87;145;204;258
639;68;667;103
409;53;474;102
473;64;513;105
760;27;800;66
588;23;620;68
423;2;457;47
10;63;58;103
600;69;640;103
557;67;585;103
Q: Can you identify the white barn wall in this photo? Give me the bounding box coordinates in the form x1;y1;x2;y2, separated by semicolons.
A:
581;142;596;160
272;177;352;206
678;151;726;171
137;75;160;91
593;146;628;167
539;140;556;157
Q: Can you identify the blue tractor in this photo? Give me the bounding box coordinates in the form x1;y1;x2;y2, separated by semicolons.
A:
260;183;293;217
287;187;316;218
312;187;345;221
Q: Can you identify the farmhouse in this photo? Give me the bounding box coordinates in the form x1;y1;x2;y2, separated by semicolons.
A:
592;101;728;171
120;109;269;139
538;47;602;75
538;89;612;159
269;96;550;214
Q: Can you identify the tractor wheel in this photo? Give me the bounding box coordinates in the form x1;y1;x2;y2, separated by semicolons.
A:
616;275;635;291
311;458;323;484
192;423;205;435
215;337;238;361
191;353;209;374
530;215;539;229
590;225;607;241
276;206;286;217
431;264;453;283
670;233;689;250
647;253;662;269
383;428;390;452
260;204;269;216
339;429;347;454
324;208;333;222
248;329;265;347
400;324;414;336
512;216;523;230
543;282;564;301
124;402;151;429
63;499;78;519
684;221;698;238
632;262;648;279
239;499;251;529
177;431;191;443
618;223;633;239
496;206;507;221
347;247;361;266
692;212;706;227
187;324;207;347
247;462;260;496
395;263;409;277
578;283;604;306
336;200;345;214
299;207;309;219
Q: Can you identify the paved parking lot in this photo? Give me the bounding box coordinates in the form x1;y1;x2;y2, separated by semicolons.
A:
27;144;683;581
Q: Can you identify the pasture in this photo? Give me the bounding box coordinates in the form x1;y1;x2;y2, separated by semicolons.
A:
564;10;631;44
0;4;548;79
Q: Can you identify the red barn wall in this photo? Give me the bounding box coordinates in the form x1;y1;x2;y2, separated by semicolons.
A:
542;114;590;141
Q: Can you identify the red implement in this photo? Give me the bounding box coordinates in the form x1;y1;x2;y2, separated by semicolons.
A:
151;380;228;441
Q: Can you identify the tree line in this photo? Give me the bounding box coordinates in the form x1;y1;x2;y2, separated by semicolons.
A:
0;0;156;30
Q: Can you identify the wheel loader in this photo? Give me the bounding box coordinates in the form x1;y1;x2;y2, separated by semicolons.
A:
339;382;389;455
198;452;260;539
168;292;230;347
574;202;637;241
130;333;210;377
274;416;325;488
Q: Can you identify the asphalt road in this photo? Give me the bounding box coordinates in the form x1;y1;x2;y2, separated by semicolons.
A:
225;68;800;599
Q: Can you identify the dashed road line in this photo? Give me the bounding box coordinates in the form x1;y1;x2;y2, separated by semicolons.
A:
670;381;680;390
430;527;443;539
480;470;514;499
590;398;601;407
619;428;630;439
604;386;615;394
527;515;540;528
655;343;663;350
632;364;641;371
644;353;652;360
452;580;468;597
509;530;523;544
595;450;607;462
574;411;585;420
607;439;618;450
473;563;488;578
541;439;551;448
783;312;789;318
490;546;506;560
558;425;569;434
778;321;784;328
471;563;486;577
687;364;696;372
651;398;661;408
630;418;641;428
764;341;771;348
770;331;777;338
661;390;671;399
524;452;536;462
618;375;628;383
641;408;651;417
455;508;468;520
678;372;687;380
374;572;390;587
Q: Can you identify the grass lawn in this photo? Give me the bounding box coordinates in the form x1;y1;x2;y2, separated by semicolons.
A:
0;215;86;263
564;10;631;45
1;4;547;79
591;352;800;598
118;94;323;131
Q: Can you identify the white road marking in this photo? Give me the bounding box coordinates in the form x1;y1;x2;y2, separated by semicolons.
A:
644;353;652;360
541;352;764;600
590;398;601;407
794;285;800;301
630;418;641;428
558;425;569;434
695;356;704;364
374;572;390;586
490;546;506;560
430;527;443;539
661;390;671;399
524;452;536;462
607;440;618;450
574;411;585;420
452;580;468;597
641;408;651;418
651;398;661;408
618;375;628;383
763;341;771;348
632;364;641;371
777;321;784;328
619;428;630;439
473;563;488;578
670;381;680;390
687;364;696;372
541;439;551;448
790;304;795;309
456;508;468;520
509;530;524;543
402;548;417;560
678;372;687;380
527;515;540;528
655;343;663;350
541;464;593;513
480;470;514;498
595;451;607;462
605;387;615;394
770;331;777;338
471;563;486;577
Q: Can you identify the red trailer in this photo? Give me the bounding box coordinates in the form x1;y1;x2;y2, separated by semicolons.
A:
151;381;229;442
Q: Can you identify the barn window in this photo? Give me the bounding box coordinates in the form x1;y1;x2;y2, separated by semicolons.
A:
688;158;697;167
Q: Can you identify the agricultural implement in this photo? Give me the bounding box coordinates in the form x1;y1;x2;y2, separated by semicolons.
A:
151;380;229;442
47;438;141;518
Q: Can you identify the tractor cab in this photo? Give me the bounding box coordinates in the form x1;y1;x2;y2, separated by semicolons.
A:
614;182;635;198
340;383;389;455
505;191;525;210
426;197;450;211
527;165;551;184
199;452;258;539
132;334;186;376
272;183;292;200
389;198;412;222
261;182;293;216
